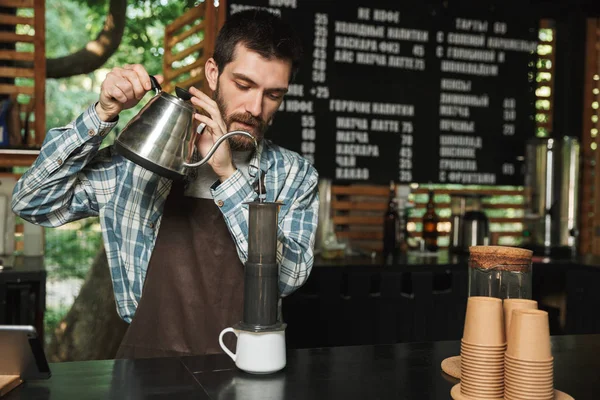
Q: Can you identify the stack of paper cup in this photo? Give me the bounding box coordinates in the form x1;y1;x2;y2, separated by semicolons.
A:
504;309;554;400
458;296;506;399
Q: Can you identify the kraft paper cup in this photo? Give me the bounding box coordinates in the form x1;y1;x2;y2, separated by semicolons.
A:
460;354;505;365
461;377;504;387
505;362;553;374
506;309;552;361
461;362;504;373
504;394;553;400
460;386;504;398
461;347;505;357
505;388;554;398
504;385;554;399
504;390;554;400
460;382;504;394
505;370;553;382
461;340;507;352
503;299;538;337
461;378;504;390
505;383;554;393
451;383;504;400
463;297;505;346
461;351;505;366
505;364;553;376
462;362;504;372
505;376;553;388
505;353;553;365
461;358;505;368
460;346;506;358
504;353;553;367
461;344;506;354
461;366;504;383
504;392;553;400
460;388;504;400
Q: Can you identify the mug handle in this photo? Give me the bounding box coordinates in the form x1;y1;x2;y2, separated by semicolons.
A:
218;327;238;362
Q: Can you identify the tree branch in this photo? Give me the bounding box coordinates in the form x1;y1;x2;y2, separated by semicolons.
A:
46;0;127;78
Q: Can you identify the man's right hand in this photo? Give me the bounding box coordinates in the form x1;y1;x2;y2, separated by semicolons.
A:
95;64;164;122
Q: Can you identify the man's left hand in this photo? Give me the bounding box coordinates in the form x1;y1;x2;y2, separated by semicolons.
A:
188;87;236;182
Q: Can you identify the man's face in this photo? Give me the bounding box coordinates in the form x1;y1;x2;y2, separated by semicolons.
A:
212;44;292;150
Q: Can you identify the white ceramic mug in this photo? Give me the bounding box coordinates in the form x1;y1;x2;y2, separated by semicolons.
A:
219;327;286;374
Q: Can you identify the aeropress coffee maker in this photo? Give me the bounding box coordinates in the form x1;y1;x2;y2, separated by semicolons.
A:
219;201;287;374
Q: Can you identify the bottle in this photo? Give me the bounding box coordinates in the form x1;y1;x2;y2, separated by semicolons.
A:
382;181;398;260
396;196;408;254
422;190;439;252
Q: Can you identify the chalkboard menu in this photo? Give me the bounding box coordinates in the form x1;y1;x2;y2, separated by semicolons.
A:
228;1;538;185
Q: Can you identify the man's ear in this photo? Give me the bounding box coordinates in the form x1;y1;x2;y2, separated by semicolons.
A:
205;58;219;91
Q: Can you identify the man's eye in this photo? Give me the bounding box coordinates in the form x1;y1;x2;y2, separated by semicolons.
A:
236;82;249;90
268;93;283;100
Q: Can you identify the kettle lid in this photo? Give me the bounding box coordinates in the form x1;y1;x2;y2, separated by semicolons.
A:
175;87;192;100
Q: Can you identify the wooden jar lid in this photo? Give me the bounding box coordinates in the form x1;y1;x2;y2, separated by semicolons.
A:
469;246;533;270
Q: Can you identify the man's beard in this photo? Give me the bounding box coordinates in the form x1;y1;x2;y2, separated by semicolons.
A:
214;86;269;151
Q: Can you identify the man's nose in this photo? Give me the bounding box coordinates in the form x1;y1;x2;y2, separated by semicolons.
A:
245;92;263;117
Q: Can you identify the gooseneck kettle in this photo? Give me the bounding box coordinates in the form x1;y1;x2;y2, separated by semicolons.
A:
114;76;255;180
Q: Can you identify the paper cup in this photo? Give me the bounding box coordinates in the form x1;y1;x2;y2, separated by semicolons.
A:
503;299;538;337
506;309;552;361
463;297;505;346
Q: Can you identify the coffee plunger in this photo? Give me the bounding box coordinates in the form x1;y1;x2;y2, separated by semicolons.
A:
219;201;287;374
114;76;256;180
240;201;283;330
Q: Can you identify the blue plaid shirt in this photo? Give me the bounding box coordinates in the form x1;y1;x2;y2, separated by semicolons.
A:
11;104;319;323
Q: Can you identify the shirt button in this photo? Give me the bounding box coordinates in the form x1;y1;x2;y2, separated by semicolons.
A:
149;222;155;229
88;129;96;137
217;200;224;207
57;158;63;166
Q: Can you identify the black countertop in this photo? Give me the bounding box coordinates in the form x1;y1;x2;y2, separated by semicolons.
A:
6;334;599;400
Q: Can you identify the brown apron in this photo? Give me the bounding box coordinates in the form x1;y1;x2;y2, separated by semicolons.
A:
115;183;245;359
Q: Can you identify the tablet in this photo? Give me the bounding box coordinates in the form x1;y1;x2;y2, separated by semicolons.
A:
0;325;51;380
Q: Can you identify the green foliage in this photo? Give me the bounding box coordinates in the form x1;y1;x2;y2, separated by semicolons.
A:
44;305;70;346
44;0;198;131
46;78;100;131
44;220;103;280
45;0;92;59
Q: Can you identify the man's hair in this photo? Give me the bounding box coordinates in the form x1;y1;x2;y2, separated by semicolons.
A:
213;9;303;82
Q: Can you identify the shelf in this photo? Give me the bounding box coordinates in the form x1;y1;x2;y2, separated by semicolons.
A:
0;148;40;168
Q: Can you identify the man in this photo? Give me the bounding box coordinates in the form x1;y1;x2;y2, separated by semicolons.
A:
11;9;318;358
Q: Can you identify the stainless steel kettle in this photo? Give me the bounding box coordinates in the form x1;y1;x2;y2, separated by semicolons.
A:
114;76;255;180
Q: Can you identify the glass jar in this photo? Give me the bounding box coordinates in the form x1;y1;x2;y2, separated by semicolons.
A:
468;261;532;299
468;246;533;299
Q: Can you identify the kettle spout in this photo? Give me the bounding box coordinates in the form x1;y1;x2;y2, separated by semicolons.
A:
182;130;257;169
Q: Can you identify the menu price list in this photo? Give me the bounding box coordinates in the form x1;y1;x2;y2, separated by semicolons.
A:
228;0;538;185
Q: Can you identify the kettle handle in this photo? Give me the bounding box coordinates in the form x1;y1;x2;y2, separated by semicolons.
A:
149;75;162;95
183;129;256;169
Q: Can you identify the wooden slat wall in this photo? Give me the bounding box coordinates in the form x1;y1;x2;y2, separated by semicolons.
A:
579;18;600;255
331;184;524;253
0;0;45;153
162;0;226;94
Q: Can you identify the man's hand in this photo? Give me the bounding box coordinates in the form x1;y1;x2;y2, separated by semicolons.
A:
96;64;164;122
188;86;236;182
